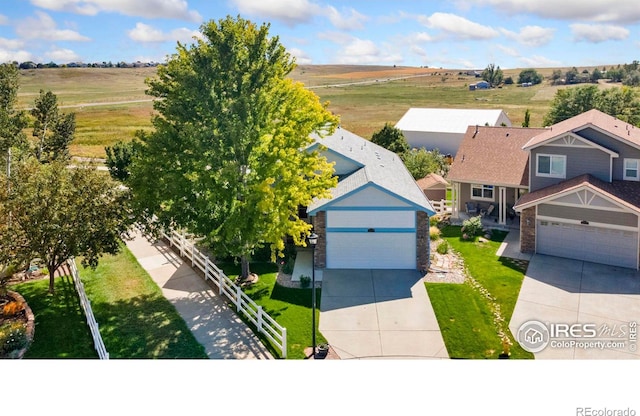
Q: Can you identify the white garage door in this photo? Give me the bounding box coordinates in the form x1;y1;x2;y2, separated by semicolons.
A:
326;232;416;269
537;220;638;269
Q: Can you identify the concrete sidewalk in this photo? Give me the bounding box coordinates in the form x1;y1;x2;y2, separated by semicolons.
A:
126;231;273;359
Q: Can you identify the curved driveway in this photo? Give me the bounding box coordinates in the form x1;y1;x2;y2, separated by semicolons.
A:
319;269;448;359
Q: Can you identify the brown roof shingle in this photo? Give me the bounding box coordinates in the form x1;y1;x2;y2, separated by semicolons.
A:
416;173;448;190
446;126;546;187
514;173;640;211
524;109;640;149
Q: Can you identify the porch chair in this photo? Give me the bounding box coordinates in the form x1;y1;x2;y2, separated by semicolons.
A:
465;202;478;215
482;204;495;217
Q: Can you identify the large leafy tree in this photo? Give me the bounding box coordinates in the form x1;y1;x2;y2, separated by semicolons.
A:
402;148;449;180
0;64;28;182
1;159;131;293
482;63;503;87
517;69;543;85
370;123;409;154
543;85;640;126
129;16;338;278
31;89;76;163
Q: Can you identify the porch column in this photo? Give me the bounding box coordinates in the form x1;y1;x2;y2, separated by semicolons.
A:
499;187;507;225
452;182;460;218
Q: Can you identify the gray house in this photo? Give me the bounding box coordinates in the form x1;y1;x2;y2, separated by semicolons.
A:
514;109;640;269
307;128;435;271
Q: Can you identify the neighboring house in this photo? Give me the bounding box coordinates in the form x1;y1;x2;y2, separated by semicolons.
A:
307;127;435;271
469;81;490;90
447;125;546;225
395;107;512;156
417;173;448;201
514;109;640;269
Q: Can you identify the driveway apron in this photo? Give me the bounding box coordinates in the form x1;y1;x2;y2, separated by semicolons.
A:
510;254;640;359
319;269;448;359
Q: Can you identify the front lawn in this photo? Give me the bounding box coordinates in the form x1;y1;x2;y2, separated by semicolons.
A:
220;262;326;359
426;226;534;359
79;245;208;358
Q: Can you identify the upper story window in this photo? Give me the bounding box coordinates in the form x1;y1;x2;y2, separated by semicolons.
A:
536;154;566;178
624;159;639;181
471;184;494;201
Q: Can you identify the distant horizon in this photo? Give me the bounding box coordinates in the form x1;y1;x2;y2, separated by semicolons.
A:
1;1;640;70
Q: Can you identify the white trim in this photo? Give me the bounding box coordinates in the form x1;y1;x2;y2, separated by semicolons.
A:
470;184;495;201
623;158;640;181
543;132;619;156
545;201;628;213
536;215;639;232
536;153;566;178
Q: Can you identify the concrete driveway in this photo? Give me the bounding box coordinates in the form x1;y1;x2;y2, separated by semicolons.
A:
319;269;448;359
509;255;640;359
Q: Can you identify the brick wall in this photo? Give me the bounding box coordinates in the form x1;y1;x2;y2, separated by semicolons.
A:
416;211;430;272
520;207;536;253
312;211;326;268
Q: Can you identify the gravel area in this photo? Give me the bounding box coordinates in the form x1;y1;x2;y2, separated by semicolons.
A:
423;239;466;284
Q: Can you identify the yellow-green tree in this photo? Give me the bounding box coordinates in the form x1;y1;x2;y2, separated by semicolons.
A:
129;16;338;278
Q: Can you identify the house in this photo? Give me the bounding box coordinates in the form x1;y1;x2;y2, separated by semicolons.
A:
306;127;435;270
417;173;448;201
469;80;490;90
514;109;640;269
447;125;547;225
395;108;512;156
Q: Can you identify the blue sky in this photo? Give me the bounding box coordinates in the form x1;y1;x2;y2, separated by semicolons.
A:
1;0;639;69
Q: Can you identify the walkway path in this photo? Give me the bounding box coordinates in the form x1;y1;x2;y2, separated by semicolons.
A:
125;231;273;359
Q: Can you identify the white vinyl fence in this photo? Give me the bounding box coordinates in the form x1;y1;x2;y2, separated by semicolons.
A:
161;229;287;358
431;199;452;214
68;258;109;359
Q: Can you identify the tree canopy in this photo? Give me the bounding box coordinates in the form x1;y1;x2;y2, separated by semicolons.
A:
517;69;543;85
31;90;76;163
128;16;338;278
543;85;640;126
482;63;503;87
370;123;409;154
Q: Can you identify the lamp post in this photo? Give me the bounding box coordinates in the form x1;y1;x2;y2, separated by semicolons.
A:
308;232;318;359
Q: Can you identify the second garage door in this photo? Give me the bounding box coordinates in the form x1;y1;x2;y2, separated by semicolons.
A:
537;220;638;269
326;232;416;269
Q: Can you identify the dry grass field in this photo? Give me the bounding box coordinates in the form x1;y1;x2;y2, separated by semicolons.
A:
13;65;621;158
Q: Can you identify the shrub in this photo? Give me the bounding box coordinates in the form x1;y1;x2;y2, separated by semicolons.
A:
281;257;295;275
2;301;24;317
462;215;483;239
0;322;28;357
430;226;441;240
299;275;311;288
436;240;449;255
429;216;439;227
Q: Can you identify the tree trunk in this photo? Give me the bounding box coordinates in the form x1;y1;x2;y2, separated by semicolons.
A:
48;263;56;294
240;255;250;280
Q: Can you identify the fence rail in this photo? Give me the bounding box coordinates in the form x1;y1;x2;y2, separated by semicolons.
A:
432;199;452;214
68;258;109;359
161;229;287;358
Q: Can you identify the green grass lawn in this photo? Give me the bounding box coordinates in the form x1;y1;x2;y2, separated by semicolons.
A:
220;262;325;359
426;226;534;359
12;276;98;358
78;245;208;358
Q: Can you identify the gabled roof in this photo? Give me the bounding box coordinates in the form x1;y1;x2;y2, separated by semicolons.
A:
523;109;640;150
417;173;448;190
395;108;510;134
307;127;435;215
514;174;640;212
446;126;546;187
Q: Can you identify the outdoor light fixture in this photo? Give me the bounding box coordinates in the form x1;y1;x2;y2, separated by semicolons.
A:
308;232;318;358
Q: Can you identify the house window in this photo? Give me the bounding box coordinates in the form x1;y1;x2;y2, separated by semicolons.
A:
624;159;639;181
536;154;566;178
471;184;494;201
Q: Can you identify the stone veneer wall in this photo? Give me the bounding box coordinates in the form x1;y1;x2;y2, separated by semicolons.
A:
416;211;430;272
312;211;326;268
520;207;536;253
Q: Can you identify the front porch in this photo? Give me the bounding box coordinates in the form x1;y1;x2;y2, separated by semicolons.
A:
449;181;526;228
450;210;520;231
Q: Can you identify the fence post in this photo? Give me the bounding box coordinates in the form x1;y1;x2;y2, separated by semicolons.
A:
257;305;263;334
236;285;242;312
282;328;287;359
179;233;185;257
205;260;210;281
191;242;195;267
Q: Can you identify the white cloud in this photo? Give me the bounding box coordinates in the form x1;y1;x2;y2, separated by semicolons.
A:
520;54;561;68
16;11;90;41
418;12;499;40
30;0;202;22
496;44;519;57
231;0;322;26
288;47;312;64
570;23;629;43
0;14;9;25
317;31;353;44
0;38;24;50
334;37;402;65
128;23;201;44
464;0;640;24
0;49;34;63
45;46;81;62
500;25;555;47
326;6;367;31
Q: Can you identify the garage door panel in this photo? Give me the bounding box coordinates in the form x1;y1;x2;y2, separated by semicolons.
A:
537;220;637;269
326;232;416;269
